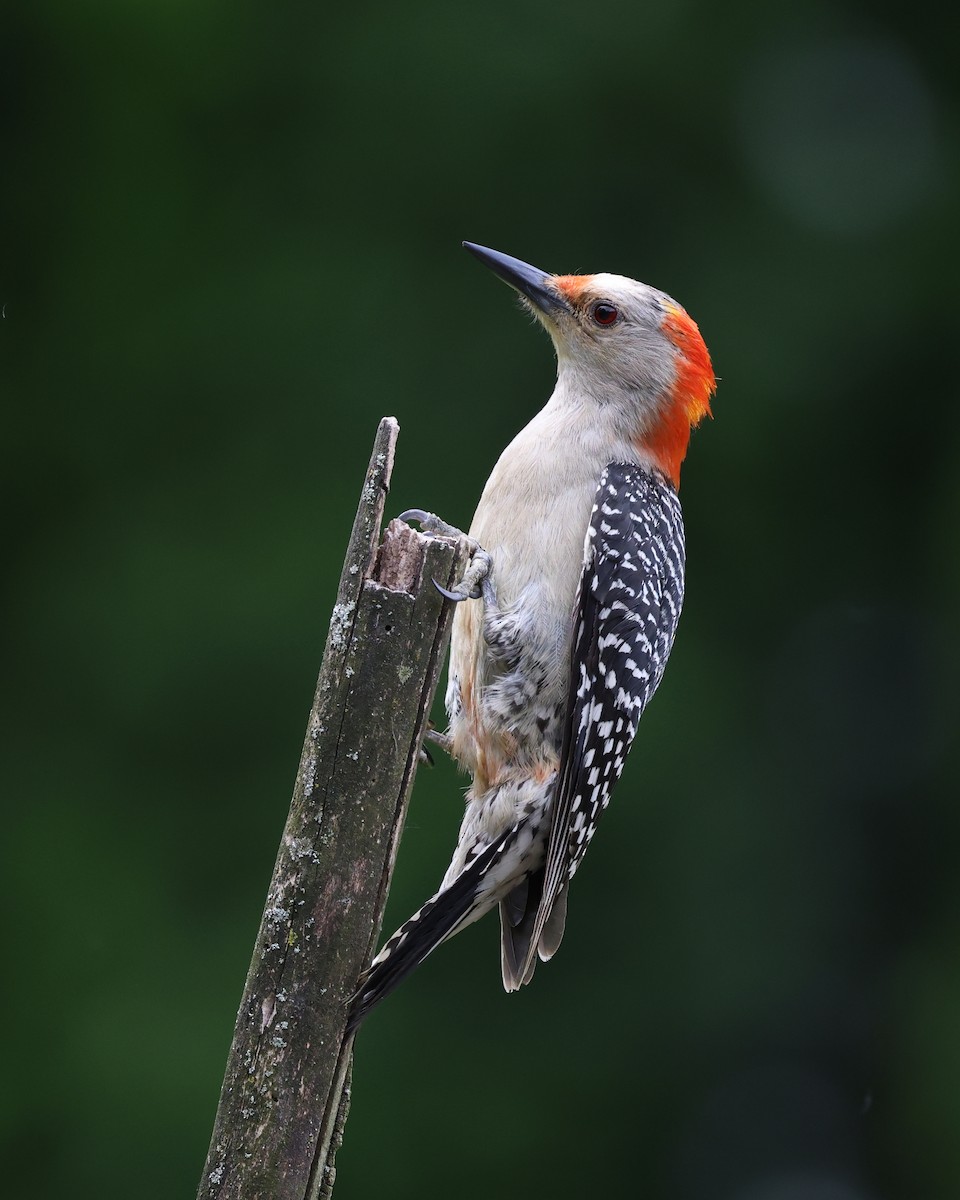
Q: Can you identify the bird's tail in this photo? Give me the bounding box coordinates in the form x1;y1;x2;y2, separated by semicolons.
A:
347;827;519;1031
499;872;568;991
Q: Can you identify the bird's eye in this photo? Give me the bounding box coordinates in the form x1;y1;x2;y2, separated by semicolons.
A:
591;302;619;326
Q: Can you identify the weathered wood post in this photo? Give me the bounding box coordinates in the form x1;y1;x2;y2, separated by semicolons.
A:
198;416;468;1200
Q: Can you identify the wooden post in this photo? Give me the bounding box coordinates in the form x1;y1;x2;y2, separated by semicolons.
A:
198;417;468;1200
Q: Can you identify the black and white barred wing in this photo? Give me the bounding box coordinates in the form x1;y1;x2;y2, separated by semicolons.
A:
523;463;686;974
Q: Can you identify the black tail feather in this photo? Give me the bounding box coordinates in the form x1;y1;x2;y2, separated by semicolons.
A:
499;867;545;991
347;831;516;1031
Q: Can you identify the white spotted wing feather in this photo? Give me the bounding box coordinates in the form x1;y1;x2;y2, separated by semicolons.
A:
521;463;686;976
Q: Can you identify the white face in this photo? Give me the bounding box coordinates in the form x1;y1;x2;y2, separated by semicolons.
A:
526;272;686;409
464;243;714;484
462;244;711;424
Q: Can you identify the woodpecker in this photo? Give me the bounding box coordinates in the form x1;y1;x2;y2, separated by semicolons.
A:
348;242;715;1028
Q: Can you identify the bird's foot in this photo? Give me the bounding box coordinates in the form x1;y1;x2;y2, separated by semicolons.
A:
400;509;492;603
425;726;454;755
399;509;468;542
418;722;453;767
435;547;491;603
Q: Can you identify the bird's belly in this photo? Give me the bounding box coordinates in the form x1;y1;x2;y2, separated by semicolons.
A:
446;479;596;791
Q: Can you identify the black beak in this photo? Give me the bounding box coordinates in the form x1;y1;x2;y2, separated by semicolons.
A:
462;242;570;316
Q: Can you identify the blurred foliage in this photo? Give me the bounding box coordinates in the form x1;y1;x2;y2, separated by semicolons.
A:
2;1;958;1198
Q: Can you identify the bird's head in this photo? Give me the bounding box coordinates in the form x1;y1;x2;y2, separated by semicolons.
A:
464;242;715;488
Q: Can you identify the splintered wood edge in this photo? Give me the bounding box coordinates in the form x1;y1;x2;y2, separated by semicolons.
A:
336;416;399;609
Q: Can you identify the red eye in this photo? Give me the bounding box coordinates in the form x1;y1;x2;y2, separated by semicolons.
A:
591;302;619;326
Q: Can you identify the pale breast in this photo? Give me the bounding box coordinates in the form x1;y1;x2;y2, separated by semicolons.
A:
446;409;616;783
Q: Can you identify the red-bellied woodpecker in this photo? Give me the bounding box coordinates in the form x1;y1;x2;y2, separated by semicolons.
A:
348;242;715;1028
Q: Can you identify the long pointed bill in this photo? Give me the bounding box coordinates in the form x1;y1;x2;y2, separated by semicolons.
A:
463;242;570;317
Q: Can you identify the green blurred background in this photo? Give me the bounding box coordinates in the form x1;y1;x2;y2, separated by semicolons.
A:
3;1;958;1197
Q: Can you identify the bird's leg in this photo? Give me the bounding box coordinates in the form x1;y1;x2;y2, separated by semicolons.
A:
417;721;454;767
400;509;492;604
425;726;454;754
418;727;453;767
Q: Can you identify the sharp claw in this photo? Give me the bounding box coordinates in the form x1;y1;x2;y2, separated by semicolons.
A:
400;510;469;541
433;578;478;603
404;511;490;604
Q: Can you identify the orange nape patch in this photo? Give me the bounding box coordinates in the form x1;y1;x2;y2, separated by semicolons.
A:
638;303;716;489
551;274;594;304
